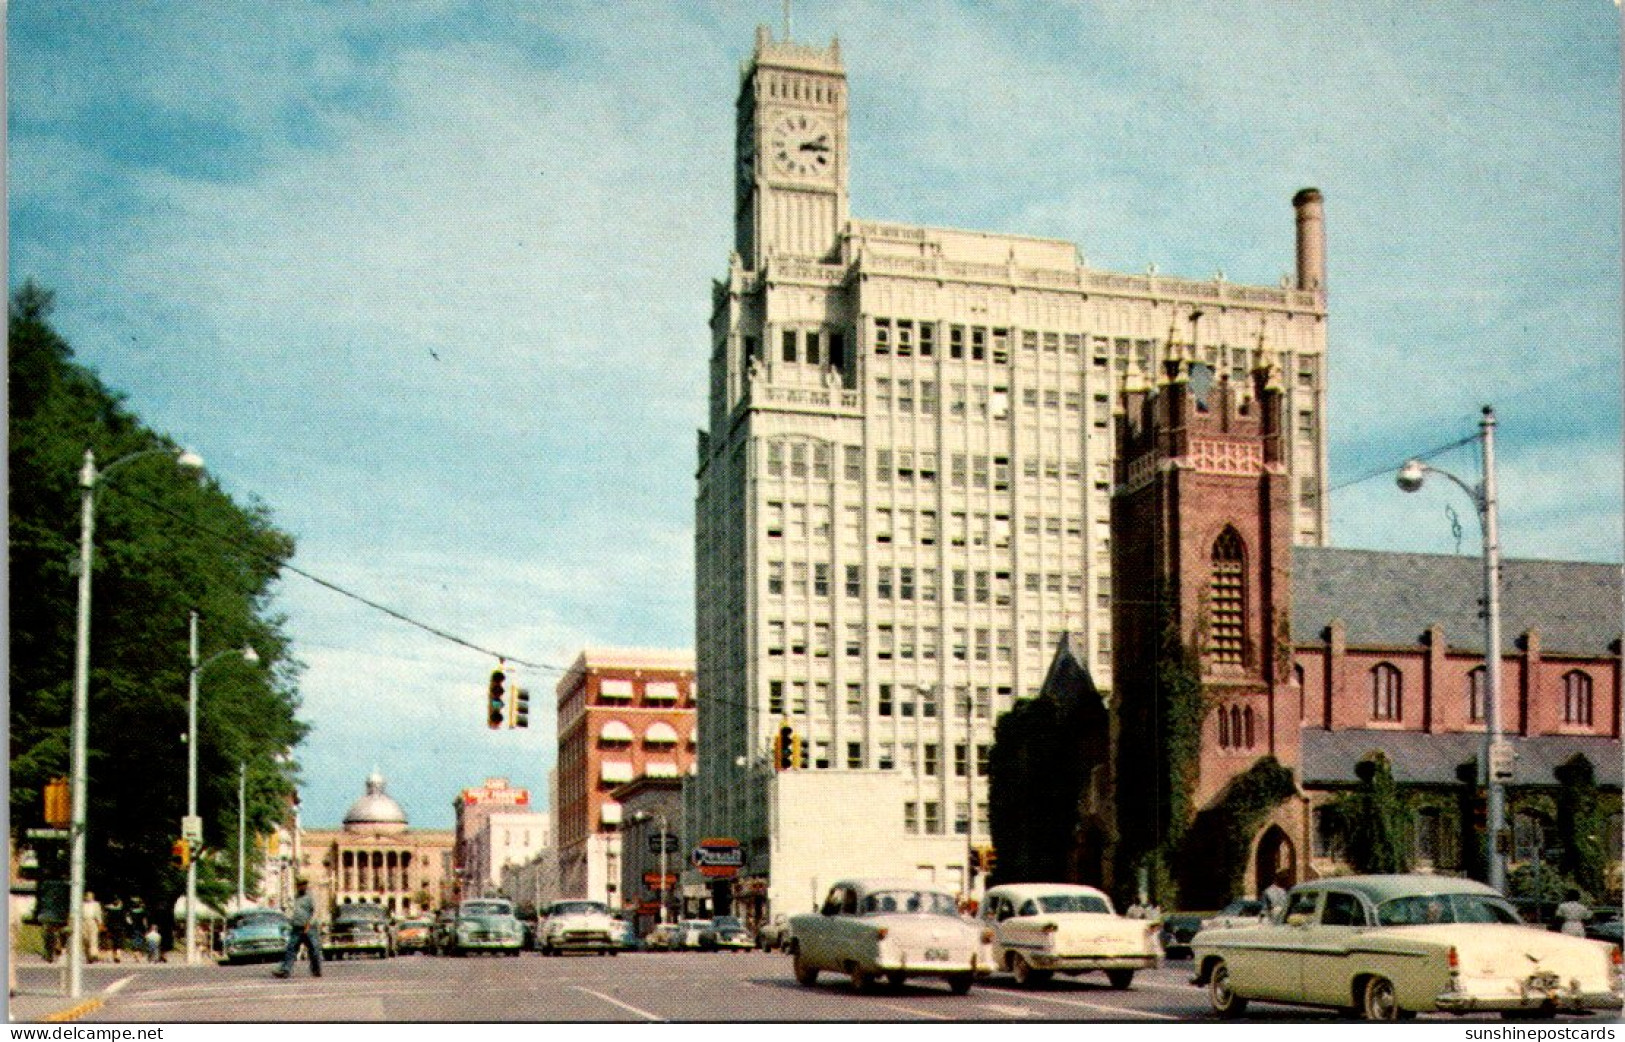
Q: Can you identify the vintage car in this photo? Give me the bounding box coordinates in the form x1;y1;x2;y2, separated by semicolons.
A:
324;902;394;959
1197;897;1267;933
1192;874;1625;1021
672;918;710;950
393;917;434;954
443;898;525;956
538;899;618;956
644;922;680;951
981;883;1160;988
699;915;753;951
788;878;986;994
221;908;290;965
756;914;792;951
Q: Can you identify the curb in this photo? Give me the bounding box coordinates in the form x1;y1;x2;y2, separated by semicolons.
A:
42;998;104;1023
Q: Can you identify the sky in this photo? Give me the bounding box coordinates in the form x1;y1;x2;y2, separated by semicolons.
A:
9;1;1621;831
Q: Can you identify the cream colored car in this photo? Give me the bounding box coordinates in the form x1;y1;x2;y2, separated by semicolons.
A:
789;879;986;994
1193;874;1624;1021
981;883;1161;988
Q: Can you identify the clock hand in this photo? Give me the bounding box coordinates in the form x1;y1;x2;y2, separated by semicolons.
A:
799;141;831;152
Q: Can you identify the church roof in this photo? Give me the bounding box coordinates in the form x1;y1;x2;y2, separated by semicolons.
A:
1291;547;1622;656
1301;728;1622;789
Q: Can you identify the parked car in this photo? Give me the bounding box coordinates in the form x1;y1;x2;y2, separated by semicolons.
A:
980;883;1160;989
788;878;986;994
324;902;394;959
756;914;791;951
220;908;290;965
538;899;618;956
442;898;525;956
1192;874;1625;1021
1158;912;1206;959
394;918;434;955
1197;897;1267;933
699;915;753;951
644;922;680;951
672;918;709;950
430;909;457;954
613;919;641;951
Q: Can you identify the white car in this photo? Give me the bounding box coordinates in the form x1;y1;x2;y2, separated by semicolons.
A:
789;878;987;994
981;883;1161;988
538;899;618;956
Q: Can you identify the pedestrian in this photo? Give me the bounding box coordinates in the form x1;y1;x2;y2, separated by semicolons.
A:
273;879;322;978
81;891;104;963
104;896;126;963
1556;889;1591;938
1262;875;1289;920
144;924;162;963
126;897;148;955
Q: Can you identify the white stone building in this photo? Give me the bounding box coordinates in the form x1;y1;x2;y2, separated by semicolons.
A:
692;26;1331;921
463;811;550;899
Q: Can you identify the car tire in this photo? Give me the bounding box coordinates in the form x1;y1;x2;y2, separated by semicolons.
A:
884;972;906;991
1010;956;1051;988
1361;976;1412;1022
947;972;974;996
1208;960;1248;1019
792;948;818;987
849;964;873;993
1106;969;1135;990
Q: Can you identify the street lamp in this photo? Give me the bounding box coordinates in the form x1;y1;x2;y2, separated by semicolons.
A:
184;610;259;964
65;446;202;998
630;811;671;925
1397;405;1506;891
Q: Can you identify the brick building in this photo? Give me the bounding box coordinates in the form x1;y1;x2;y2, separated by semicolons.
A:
554;649;696;906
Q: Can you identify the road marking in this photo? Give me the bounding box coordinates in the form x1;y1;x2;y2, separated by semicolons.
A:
1015;991;1181;1020
872;1002;952;1020
569;985;665;1022
106;975;137;995
976;1002;1035;1017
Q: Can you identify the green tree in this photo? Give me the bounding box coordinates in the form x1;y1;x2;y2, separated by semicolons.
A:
9;282;306;921
1553;755;1607;898
1333;752;1411;873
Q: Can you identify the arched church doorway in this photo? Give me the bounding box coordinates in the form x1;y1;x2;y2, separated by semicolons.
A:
1254;824;1296;896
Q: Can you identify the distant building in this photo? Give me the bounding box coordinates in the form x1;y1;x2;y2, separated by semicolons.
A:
299;772;454;916
554;649;697;907
452;778;532;900
463;811;550;898
611;775;686;933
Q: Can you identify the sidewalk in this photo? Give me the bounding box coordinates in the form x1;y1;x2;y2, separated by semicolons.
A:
7;952;193;1023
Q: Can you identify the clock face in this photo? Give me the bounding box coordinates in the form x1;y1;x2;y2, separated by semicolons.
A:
769;112;834;179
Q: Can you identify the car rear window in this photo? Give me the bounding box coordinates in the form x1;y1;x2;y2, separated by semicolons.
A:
1377;893;1521;926
463;902;512;916
860;890;958;916
1036;893;1111;915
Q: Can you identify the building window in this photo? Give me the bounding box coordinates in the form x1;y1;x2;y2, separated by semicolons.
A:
1312;805;1344;859
814;563;830;598
844;445;863;482
1412;807;1457;867
903;801;918;834
1209;527;1245;665
847;742;863;769
767;560;784;595
768;681;784;715
878;742;895;770
1371;663;1402;721
923;744;939;777
1563;670;1594;726
924;802;942;834
1467;666;1486;723
878;684;893;717
846;683;862;716
805;330;821;366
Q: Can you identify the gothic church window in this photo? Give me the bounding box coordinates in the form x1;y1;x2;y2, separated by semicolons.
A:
1371;663;1403;721
1209;528;1246;665
1468;666;1486;723
1564;670;1594;726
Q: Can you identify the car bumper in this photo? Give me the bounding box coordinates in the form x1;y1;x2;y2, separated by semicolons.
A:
225;939;286;959
548;937;615;951
1031;953;1160;972
1434;987;1625;1014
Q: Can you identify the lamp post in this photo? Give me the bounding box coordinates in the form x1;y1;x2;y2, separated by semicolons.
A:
1397;405;1506;891
237;762;247;908
631;811;671;926
184;610;259;964
65;446;202;998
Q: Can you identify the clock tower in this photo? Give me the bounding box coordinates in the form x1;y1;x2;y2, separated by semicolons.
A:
735;26;849;267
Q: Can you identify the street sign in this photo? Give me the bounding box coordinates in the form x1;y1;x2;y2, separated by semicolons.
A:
1488;741;1516;781
648;832;678;855
692;838;743;879
643;872;678;888
25;828;68;841
181;814;203;842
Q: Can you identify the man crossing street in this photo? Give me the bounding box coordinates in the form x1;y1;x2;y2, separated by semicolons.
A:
272;879;322;978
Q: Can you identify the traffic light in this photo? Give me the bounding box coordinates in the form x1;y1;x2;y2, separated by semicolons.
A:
171;838;191;870
796;733;808;769
982;845;997;876
488;667;507;729
776;724;794;770
968;848;982;874
513;687;530;729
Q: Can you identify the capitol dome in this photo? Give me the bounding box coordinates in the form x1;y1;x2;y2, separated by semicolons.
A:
342;771;409;834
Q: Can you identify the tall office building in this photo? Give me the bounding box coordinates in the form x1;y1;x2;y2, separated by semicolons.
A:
694;26;1329;921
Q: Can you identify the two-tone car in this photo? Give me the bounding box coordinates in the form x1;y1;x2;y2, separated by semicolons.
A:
1192;874;1625;1021
443;898;525;956
699;915;753;951
324;902;394;959
788;878;987;995
220;908;290;965
981;883;1160;988
537;899;618;956
394;917;435;954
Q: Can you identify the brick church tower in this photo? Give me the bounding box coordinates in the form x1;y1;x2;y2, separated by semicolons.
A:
1110;353;1301;896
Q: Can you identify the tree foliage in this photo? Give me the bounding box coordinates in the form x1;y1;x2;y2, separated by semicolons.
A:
1181;757;1297;908
1331;752;1411;874
989;692;1089;885
9;282;306;922
1553;754;1608;898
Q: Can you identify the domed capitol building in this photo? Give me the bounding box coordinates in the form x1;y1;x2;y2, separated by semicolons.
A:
297;772;455;917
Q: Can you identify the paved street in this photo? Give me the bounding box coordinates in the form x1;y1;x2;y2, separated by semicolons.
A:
17;951;1614;1023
